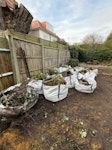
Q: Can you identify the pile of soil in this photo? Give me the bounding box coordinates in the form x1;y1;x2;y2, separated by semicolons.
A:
43;75;66;86
62;70;73;77
0;81;30;107
79;79;90;85
79;69;87;74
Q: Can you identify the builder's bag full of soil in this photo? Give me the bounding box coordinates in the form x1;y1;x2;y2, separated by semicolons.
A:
0;80;39;116
43;75;68;102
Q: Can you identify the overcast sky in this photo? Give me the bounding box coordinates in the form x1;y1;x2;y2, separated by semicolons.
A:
17;0;112;44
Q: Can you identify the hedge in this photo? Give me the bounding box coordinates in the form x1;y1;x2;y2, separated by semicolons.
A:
78;49;112;62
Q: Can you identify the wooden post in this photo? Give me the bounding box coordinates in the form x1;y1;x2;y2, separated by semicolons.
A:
41;45;44;73
8;35;21;83
57;48;60;67
65;50;68;64
0;75;4;91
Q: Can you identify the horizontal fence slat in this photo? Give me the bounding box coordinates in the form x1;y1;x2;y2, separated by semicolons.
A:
20;68;42;74
0;48;10;52
17;56;42;59
44;65;58;69
44;57;57;59
0;72;13;78
13;36;42;46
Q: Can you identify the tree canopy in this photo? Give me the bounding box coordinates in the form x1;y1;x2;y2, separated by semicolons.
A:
103;32;112;49
81;33;103;49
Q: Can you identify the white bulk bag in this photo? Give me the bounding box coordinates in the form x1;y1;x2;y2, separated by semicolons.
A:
43;84;68;102
77;72;84;80
74;66;85;72
74;78;97;93
64;74;76;88
83;69;98;81
69;68;76;74
27;79;43;94
56;67;69;73
0;83;39;116
4;83;21;93
0;96;38;116
0;104;24;116
92;69;98;76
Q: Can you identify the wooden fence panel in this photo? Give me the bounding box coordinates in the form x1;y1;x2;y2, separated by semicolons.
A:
44;47;58;70
59;50;70;65
12;37;70;80
13;38;43;81
0;51;12;73
0;75;14;91
0;31;70;91
0;48;14;90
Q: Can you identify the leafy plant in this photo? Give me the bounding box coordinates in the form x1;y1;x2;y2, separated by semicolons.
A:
43;75;65;86
33;73;46;80
79;129;87;138
61;113;69;122
68;58;79;67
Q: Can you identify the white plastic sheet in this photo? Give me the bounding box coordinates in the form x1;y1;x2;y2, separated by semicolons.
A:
43;84;68;102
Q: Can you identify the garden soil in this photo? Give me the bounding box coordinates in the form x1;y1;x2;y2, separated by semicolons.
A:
0;64;112;150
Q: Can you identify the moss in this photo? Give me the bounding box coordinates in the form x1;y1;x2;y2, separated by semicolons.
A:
39;38;50;46
10;30;40;43
50;41;58;48
0;37;9;48
9;30;68;49
58;43;63;49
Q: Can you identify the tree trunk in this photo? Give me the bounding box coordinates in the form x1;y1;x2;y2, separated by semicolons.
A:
0;3;33;34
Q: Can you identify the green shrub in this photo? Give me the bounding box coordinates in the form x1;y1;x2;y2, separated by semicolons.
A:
68;58;79;67
78;49;112;62
68;46;79;59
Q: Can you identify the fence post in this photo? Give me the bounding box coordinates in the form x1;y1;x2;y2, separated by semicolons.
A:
8;35;20;83
57;48;60;67
41;44;44;72
66;50;68;63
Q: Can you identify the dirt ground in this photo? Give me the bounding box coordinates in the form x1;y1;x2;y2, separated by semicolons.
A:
0;64;112;150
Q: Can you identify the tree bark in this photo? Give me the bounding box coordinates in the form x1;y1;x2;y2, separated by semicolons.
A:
0;3;33;34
